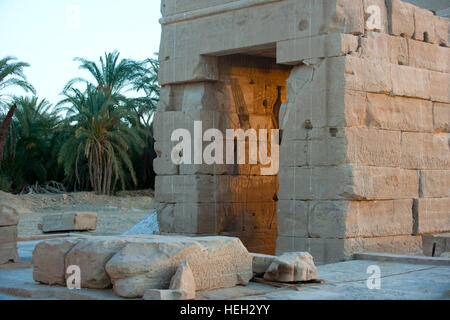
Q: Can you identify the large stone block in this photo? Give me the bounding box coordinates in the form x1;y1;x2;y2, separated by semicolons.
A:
0;225;18;264
363;0;388;32
434;16;449;47
264;252;317;282
344;56;392;93
279;166;418;200
32;238;80;286
430;71;450;103
105;236;252;298
413;6;437;43
391;64;431;99
408;39;450;73
65;237;128;289
419;170;450;198
42;212;97;233
308;199;413;238
355;32;409;65
401;132;450;169
366;94;433;132
387;0;415;38
413;198;450;234
433;102;450;133
0;203;19;227
276;33;359;65
156;175;277;203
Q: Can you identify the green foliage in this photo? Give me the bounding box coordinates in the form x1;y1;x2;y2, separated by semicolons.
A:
1;96;59;191
0;56;35;111
0;52;160;194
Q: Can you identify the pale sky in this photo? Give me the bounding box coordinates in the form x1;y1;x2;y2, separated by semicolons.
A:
0;0;162;105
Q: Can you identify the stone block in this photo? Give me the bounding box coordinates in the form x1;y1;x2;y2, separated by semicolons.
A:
366;94;433;132
413;6;437;43
433;102;450;133
279;166;418;201
422;233;450;256
408;39;450;73
419;170;450;198
355;32;409;65
430;71;450;103
387;0;415;38
32;238;81;285
401;132;450;169
251;253;275;276
42;212;97;233
391;64;431;99
264;252;317;282
308;199;413;238
0;203;19;227
413;198;450;234
277;200;308;238
105;236;252;298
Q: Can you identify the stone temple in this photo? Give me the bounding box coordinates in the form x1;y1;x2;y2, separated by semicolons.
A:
153;0;450;264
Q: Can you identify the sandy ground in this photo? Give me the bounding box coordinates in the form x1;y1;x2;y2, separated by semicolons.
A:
0;191;156;237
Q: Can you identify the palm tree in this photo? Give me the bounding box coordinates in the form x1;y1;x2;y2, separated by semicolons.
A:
0;56;35;169
57;85;144;195
2;96;57;190
131;57;160;127
64;51;145;97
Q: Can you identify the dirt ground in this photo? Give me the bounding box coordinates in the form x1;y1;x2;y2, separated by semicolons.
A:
0;191;156;237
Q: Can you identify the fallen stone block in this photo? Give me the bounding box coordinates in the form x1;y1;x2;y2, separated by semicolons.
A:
65;237;128;289
264;252;317;283
251;253;276;276
0;203;19;227
42;212;97;233
106;236;252;298
143;260;196;301
33;238;81;286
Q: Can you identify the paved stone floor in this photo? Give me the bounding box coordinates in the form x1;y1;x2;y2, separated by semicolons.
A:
0;240;448;300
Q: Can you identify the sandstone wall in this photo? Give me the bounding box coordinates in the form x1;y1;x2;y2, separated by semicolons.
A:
155;0;450;262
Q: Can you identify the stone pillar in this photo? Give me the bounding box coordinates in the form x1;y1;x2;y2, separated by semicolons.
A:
0;204;19;264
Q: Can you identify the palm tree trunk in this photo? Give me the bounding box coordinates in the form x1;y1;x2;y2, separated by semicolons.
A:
0;104;17;169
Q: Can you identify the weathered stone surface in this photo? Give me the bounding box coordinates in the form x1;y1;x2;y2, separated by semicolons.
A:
279;166;418;200
0;225;18;264
355;32;409;65
363;0;388;32
65;237;128;289
366;94;433;132
440;252;450;258
433;102;450;133
401;132;450;169
430;71;450;103
251;253;276;276
413;198;450;234
0;242;18;264
408;39;450;73
264;252;317;282
308;200;413;238
419;170;450;198
277;200;308;238
391;64;431;99
143;260;196;300
344;56;392;93
105;236;252;298
42;212;97;233
387;0;415;38
277;33;358;65
0;203;19;227
32;238;80;285
434;16;449;46
413;6;437;42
